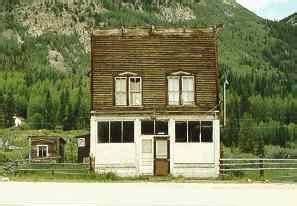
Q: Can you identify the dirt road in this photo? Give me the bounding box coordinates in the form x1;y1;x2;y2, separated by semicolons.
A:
0;182;296;206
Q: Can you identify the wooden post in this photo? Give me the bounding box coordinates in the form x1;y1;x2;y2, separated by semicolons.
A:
89;156;95;173
220;143;224;178
259;157;264;177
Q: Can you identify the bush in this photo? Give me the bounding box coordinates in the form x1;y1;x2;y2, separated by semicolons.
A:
265;145;297;159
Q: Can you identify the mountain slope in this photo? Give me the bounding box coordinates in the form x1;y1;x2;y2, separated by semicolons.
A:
281;12;297;25
1;0;297;149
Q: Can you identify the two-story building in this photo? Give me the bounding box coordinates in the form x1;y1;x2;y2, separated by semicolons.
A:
90;27;221;177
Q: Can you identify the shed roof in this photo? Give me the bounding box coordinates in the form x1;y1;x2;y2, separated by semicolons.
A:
29;136;66;144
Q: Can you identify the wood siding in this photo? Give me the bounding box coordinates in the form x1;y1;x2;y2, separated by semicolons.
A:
91;28;219;115
30;137;65;162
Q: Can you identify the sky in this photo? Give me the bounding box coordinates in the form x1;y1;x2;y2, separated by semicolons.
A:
236;0;297;20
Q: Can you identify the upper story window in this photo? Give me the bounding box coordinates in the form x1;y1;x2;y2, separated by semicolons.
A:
168;71;195;106
114;74;142;106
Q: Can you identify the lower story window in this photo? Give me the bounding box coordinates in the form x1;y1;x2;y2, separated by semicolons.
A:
37;145;48;157
175;121;213;143
141;120;168;135
97;121;134;143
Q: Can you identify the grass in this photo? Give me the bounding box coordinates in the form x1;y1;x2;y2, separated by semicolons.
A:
3;170;296;183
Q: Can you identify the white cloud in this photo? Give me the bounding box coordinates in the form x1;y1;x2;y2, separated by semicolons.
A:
236;0;289;11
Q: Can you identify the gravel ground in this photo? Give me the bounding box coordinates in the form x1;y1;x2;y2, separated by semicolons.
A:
0;182;296;206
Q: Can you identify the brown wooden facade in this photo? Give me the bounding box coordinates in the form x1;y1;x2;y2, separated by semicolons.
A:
29;136;66;163
91;27;220;116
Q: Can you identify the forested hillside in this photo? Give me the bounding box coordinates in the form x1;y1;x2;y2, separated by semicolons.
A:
1;0;297;155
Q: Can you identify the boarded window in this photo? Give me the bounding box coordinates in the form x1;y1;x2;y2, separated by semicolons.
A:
110;121;122;143
182;76;194;105
98;122;109;143
155;121;168;135
201;121;213;142
188;121;200;142
129;77;142;106
141;120;154;135
115;77;127;106
168;76;180;105
123;121;134;143
175;121;187;142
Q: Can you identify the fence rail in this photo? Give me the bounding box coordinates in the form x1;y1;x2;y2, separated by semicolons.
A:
219;158;297;178
0;159;91;176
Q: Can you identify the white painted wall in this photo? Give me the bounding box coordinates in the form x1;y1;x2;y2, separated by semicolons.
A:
90;114;220;177
173;143;214;163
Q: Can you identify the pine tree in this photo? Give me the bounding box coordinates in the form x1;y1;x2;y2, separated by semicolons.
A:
43;89;54;129
4;92;15;128
73;86;82;129
0;92;5;128
238;113;257;153
59;88;70;130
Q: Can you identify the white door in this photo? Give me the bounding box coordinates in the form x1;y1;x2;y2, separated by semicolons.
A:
140;137;154;175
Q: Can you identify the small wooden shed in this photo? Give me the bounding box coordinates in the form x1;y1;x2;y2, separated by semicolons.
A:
29;136;66;163
75;134;90;163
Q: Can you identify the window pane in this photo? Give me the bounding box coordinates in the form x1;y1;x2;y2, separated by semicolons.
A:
188;121;200;142
155;121;168;135
130;92;141;106
141;121;154;135
130;77;141;91
98;122;109;143
182;91;194;105
115;93;127;106
168;77;179;91
168;77;180;105
175;121;187;142
110;121;122;143
201;121;213;142
42;147;47;157
182;76;194;105
129;77;141;106
156;139;168;159
182;76;194;91
169;91;179;105
115;78;126;92
123;121;134;143
115;78;127;106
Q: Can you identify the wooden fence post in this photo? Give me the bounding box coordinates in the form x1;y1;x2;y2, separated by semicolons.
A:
89;156;95;173
220;143;224;178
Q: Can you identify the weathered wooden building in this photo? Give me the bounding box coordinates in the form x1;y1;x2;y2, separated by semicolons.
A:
29;136;66;162
90;27;221;177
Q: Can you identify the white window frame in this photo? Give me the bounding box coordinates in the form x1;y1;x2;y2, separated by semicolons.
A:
175;121;213;143
168;75;195;106
114;76;142;106
115;77;127;106
181;76;195;105
36;145;48;157
168;76;180;106
97;120;135;143
129;77;142;106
